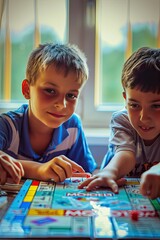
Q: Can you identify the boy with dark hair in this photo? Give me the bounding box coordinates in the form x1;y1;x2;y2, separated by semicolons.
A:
79;47;160;199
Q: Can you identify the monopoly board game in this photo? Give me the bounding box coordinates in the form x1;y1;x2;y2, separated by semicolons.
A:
0;177;160;239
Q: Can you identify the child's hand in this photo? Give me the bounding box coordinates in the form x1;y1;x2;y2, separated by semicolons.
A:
0;151;24;185
140;164;160;199
72;172;92;178
78;168;126;193
38;155;86;182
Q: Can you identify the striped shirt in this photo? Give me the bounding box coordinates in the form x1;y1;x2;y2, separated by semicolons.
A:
0;104;97;173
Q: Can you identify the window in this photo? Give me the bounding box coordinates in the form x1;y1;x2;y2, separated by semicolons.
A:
0;0;160;130
80;0;160;128
0;0;68;101
97;0;160;106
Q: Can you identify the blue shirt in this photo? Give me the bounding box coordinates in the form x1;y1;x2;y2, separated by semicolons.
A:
0;104;97;173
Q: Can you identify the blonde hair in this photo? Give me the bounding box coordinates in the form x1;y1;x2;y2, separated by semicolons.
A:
26;43;89;85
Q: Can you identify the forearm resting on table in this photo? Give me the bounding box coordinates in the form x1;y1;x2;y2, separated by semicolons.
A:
19;160;43;180
106;150;136;179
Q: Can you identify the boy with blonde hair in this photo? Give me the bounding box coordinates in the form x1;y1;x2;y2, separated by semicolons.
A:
0;43;96;184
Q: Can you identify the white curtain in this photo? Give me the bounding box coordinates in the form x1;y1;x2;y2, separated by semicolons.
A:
0;0;4;28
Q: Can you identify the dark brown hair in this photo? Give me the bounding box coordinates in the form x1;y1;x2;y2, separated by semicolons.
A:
122;47;160;93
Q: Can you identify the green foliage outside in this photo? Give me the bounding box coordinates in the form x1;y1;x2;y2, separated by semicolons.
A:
0;24;158;105
102;26;158;104
0;28;60;101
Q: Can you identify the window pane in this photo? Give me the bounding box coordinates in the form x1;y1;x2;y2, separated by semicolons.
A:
96;0;160;107
0;0;68;101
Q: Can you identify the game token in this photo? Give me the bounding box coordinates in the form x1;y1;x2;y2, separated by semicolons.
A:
130;210;139;221
86;173;92;178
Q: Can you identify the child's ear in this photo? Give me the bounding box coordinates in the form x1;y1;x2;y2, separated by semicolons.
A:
22;79;30;99
122;91;127;109
122;91;126;99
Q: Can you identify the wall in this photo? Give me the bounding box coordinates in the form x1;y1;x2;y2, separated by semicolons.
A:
85;129;109;169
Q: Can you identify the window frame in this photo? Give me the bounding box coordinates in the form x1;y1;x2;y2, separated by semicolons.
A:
69;0;122;129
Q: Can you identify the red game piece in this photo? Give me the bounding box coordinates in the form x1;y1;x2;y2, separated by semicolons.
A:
86;173;92;178
130;210;139;221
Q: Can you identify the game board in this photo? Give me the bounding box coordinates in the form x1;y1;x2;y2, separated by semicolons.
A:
0;177;160;239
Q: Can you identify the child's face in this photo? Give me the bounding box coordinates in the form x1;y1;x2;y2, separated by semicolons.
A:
23;65;83;129
123;88;160;145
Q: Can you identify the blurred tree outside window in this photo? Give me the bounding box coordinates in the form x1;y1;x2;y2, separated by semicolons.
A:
96;0;160;110
0;0;68;101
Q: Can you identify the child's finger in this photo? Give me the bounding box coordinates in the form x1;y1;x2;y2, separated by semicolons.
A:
62;156;85;173
82;177;105;191
116;178;127;186
80;177;119;193
143;183;159;199
49;156;87;182
1;157;21;183
78;177;94;189
140;178;151;197
107;179;119;194
0;164;7;185
72;172;91;178
14;161;24;177
50;164;67;182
